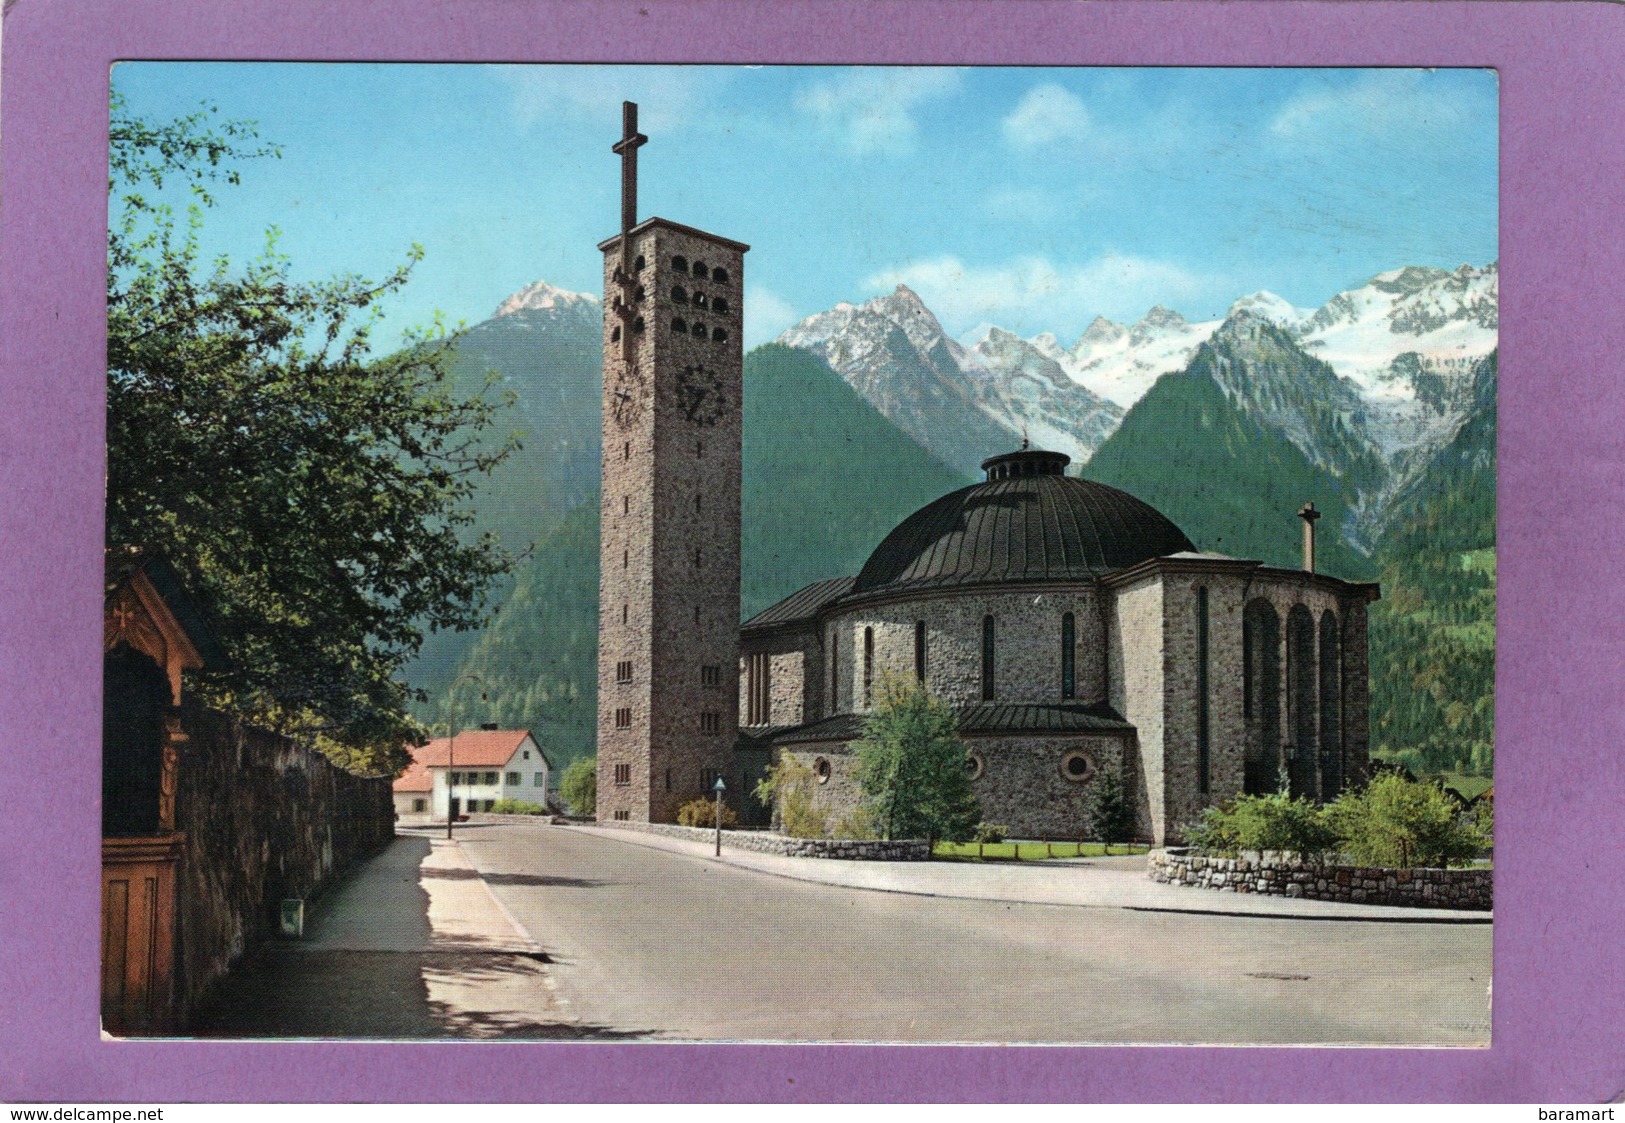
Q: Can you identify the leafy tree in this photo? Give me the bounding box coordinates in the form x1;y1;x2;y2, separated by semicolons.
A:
1085;767;1136;852
1326;771;1486;868
1187;791;1338;858
753;754;828;839
107;94;516;774
676;797;738;829
558;756;597;817
853;676;980;844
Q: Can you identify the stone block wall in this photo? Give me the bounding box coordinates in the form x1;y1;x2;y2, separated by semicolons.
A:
1147;848;1492;911
1108;575;1165;839
598;819;930;860
173;704;395;1025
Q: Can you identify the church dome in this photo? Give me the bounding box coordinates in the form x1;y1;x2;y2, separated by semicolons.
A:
851;449;1195;597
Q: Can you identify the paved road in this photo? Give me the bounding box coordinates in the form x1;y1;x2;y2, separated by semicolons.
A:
443;821;1493;1045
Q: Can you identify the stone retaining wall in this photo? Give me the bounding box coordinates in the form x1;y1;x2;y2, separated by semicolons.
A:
1148;847;1491;910
598;819;930;860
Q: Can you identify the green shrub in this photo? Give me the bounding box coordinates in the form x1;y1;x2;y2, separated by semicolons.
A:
1085;768;1135;845
973;822;1008;844
1326;771;1487;868
754;754;829;839
1187;792;1338;858
833;807;879;840
559;756;596;817
676;797;738;829
489;799;546;815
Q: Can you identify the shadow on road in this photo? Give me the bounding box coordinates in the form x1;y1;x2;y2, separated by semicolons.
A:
419;866;610;890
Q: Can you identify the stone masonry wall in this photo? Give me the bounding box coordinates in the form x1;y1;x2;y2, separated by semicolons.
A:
827;586;1106;713
173;704;395;1025
1108;575;1165;841
598;819;930;860
1148;847;1491;911
739;624;821;728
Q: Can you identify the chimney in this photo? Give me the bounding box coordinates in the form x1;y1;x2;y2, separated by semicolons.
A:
1297;502;1321;573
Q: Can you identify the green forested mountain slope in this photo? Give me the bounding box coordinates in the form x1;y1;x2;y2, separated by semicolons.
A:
1367;351;1496;776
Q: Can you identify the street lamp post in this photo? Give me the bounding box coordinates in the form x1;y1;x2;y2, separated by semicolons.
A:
445;673;487;841
712;774;727;857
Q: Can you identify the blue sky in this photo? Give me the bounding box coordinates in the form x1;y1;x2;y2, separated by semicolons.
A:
112;64;1498;348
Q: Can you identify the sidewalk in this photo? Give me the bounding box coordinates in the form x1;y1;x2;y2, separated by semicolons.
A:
568;824;1492;924
187;833;576;1038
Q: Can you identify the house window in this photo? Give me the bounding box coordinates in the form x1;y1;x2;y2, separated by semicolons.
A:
413;798;426;812
981;615;996;701
914;620;927;682
522;751;529;760
506;772;520;787
449;771;462;785
614;763;631;786
617;660;634;684
701;711;721;734
535;773;545;788
863;626;874;708
615;708;632;729
484;772;498;785
1061;612;1076;699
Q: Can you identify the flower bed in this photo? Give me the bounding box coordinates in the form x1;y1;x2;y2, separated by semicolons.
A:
1148;847;1491;910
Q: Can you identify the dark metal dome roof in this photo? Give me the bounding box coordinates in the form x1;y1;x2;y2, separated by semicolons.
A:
851;452;1195;597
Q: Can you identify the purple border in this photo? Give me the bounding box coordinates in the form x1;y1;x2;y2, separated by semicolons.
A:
3;0;1622;1104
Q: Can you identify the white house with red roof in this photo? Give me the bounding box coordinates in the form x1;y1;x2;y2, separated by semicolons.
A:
392;729;553;820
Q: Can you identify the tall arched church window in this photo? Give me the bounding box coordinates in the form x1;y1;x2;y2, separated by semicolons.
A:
863;626;875;709
1286;604;1317;800
981;615;996;701
1061;612;1076;699
1319;610;1342;799
1242;598;1281;795
914;620;927;682
1196;587;1210;795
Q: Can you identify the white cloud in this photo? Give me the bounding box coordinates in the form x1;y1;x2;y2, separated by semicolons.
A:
493;66;727;135
744;285;798;348
795;69;961;153
1001;83;1092;149
1269;70;1476;142
862;253;1231;334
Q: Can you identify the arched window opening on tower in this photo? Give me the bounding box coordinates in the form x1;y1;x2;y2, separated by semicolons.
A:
863;626;875;709
672;285;688;303
1061;612;1076;699
634;285;646;303
914;620;927;682
692;260;708;277
692;291;708;310
712;267;729;284
1242;598;1281;794
713;297;730;315
691;321;707;337
1286;603;1317;800
633;254;646;272
633;316;645;333
712;328;728;342
981;615;996;701
672;255;688;272
671;316;687;333
611;326;621;342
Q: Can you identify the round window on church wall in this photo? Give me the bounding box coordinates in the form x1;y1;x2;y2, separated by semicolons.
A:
967;753;985;781
1060;749;1096;783
814;757;832;784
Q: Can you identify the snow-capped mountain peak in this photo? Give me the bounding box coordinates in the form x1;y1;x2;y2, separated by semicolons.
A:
494;280;599;318
1226;290;1308;328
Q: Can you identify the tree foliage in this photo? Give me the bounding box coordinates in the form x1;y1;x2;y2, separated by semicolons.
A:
753;754;828;839
107;94;516;773
1085;767;1136;847
1187;791;1340;859
676;797;739;829
853;676;980;844
558;756;597;817
1325;771;1486;869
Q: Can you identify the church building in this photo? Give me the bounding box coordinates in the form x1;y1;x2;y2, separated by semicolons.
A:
594;103;1379;845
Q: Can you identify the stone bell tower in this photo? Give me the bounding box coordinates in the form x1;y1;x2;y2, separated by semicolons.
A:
596;102;749;823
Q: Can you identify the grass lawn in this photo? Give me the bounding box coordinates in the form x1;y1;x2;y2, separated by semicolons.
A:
933;840;1150;861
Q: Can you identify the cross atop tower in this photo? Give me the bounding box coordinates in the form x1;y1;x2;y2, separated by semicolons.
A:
1297;501;1321;573
613;102;648;252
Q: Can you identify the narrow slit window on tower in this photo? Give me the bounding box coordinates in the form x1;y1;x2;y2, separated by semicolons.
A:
700;711;721;735
712;328;728;342
712;267;728;284
981;615;996;701
622;604;628;625
693;547;702;568
1061;612;1076;699
634;285;646;303
623;549;629;570
694;494;701;513
623;496;630;515
614;763;631;785
863;626;875;708
633;254;646;272
914;620;927;682
632;316;645;333
694;604;701;625
664;768;671;792
616;660;633;684
696;441;704;457
672;255;687;272
614;709;632;730
624;441;630;461
611;325;621;342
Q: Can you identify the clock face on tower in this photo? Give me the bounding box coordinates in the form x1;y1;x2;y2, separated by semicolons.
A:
610;363;647;429
677;362;729;427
